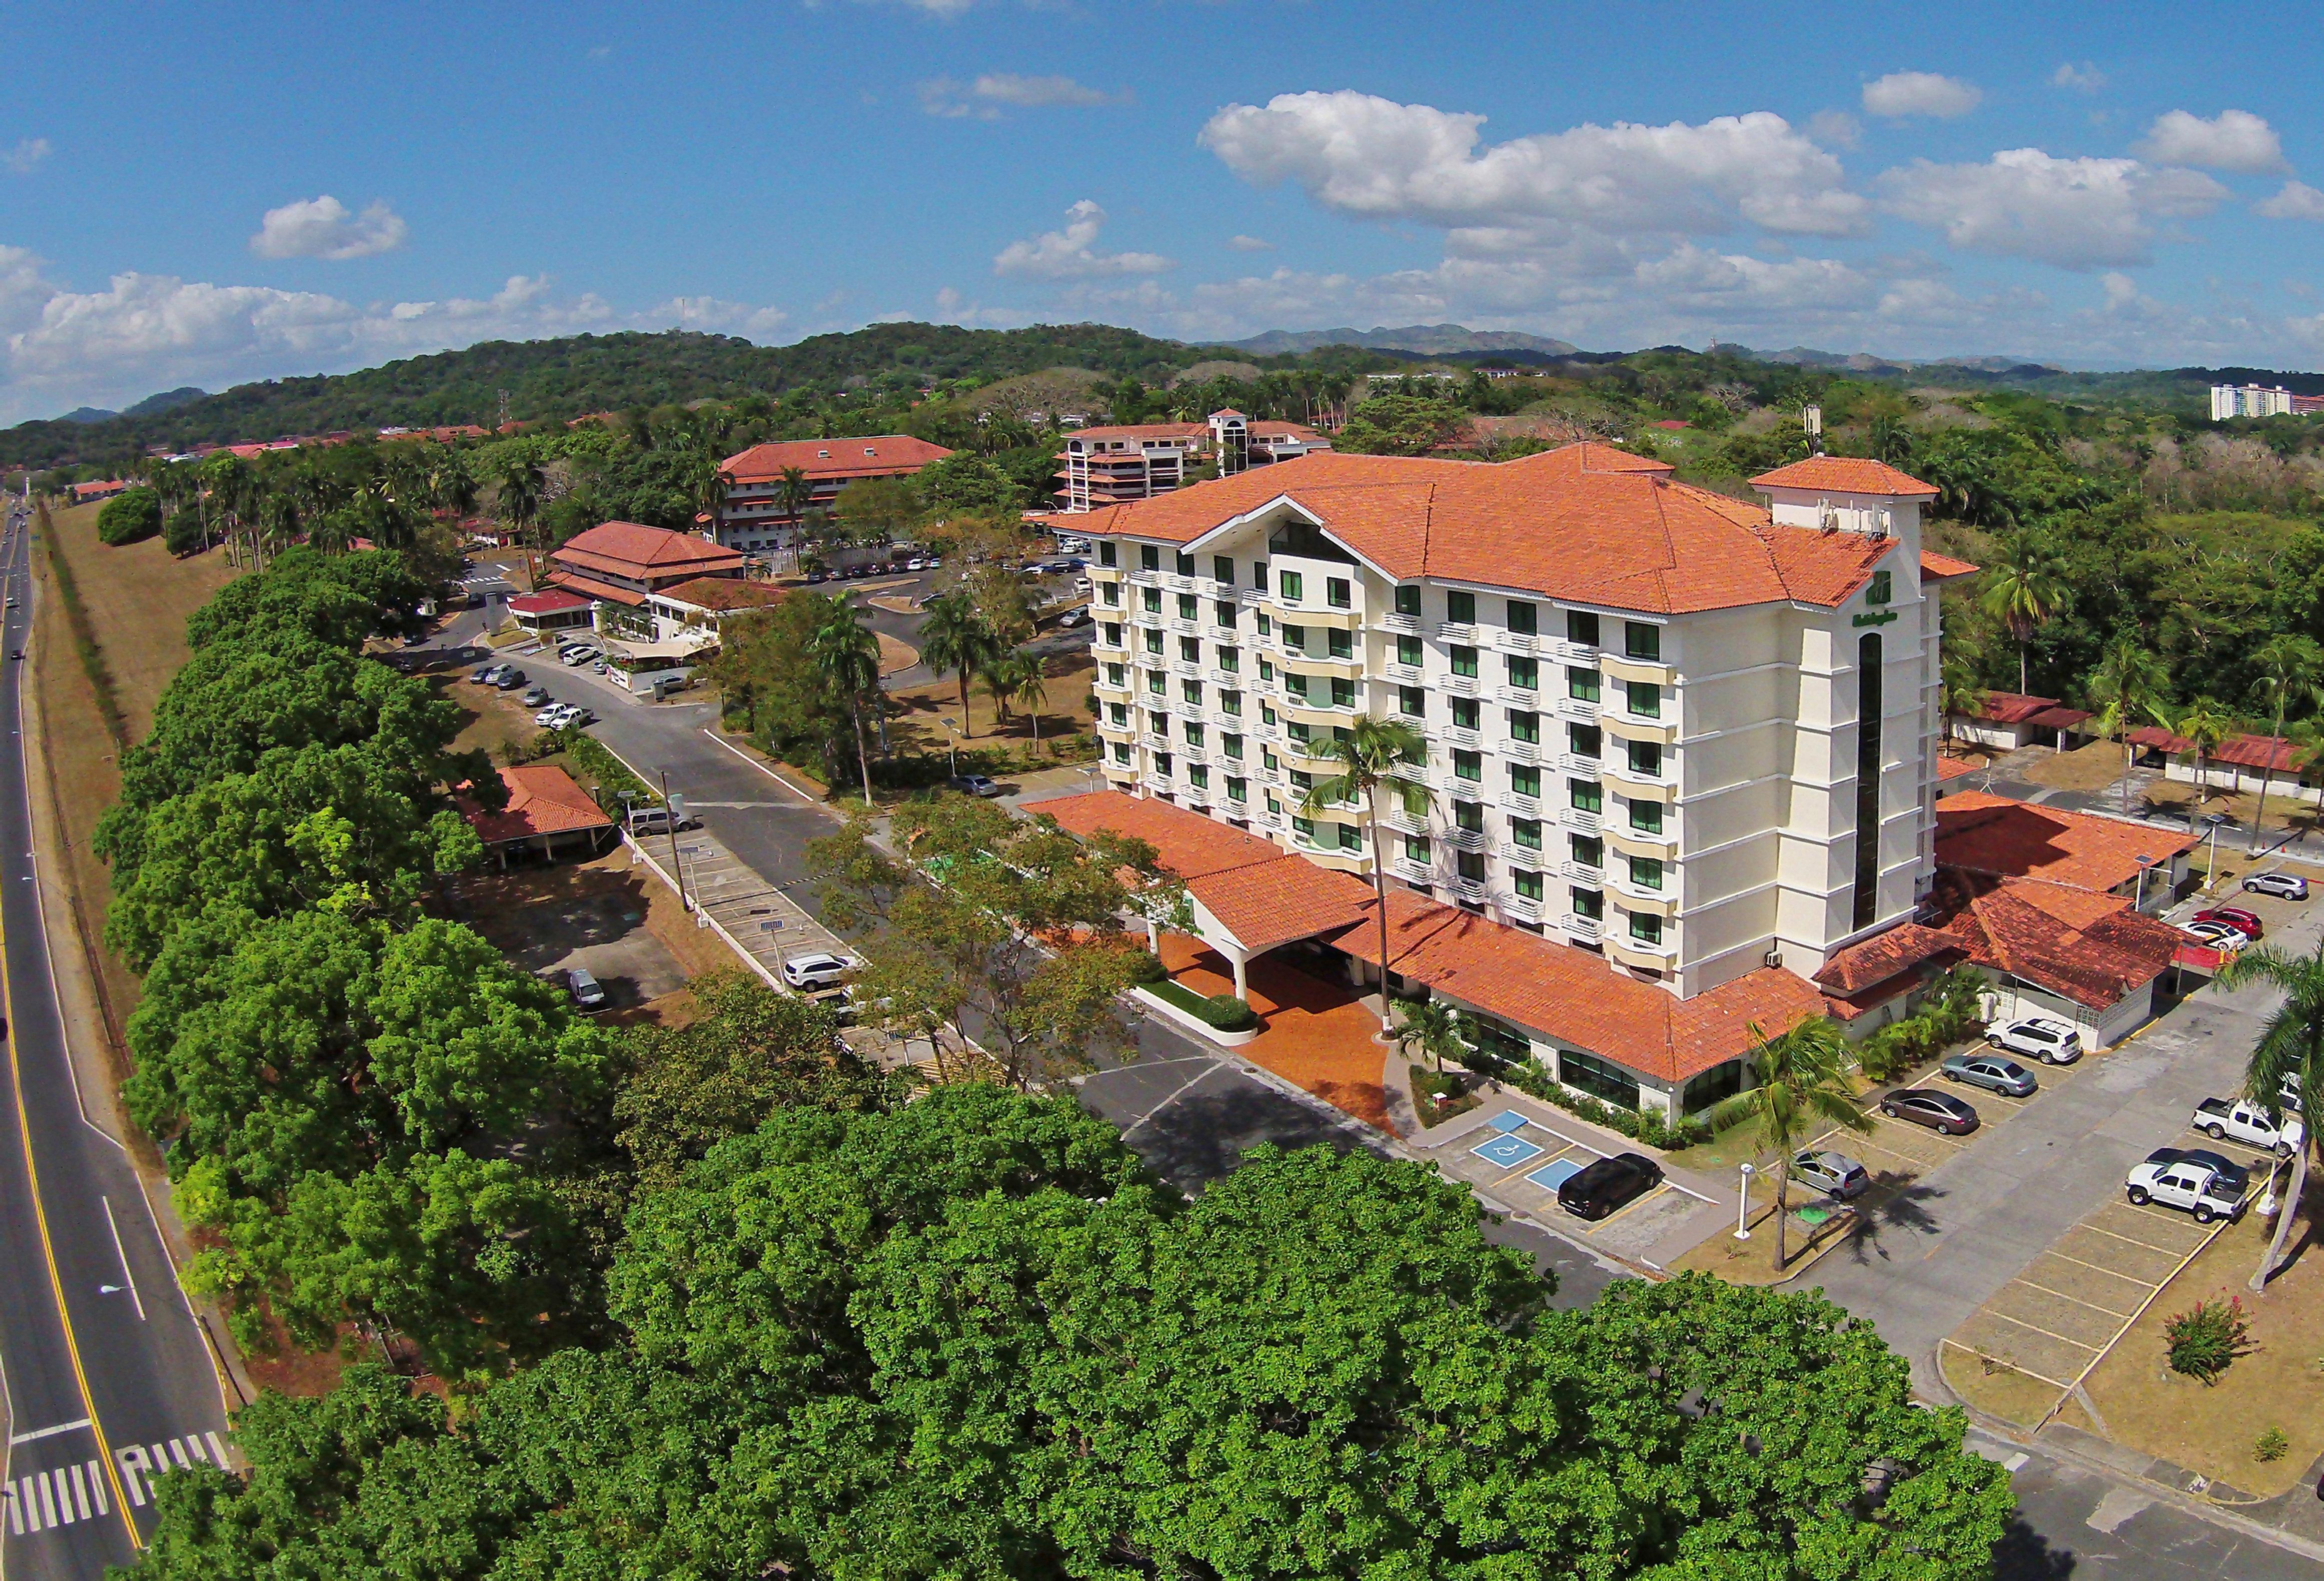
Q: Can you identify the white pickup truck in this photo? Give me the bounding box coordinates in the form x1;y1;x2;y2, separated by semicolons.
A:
2125;1157;2247;1223
2191;1097;2303;1157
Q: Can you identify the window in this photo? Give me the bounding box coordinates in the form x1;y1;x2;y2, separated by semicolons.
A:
1627;739;1663;778
1188;764;1209;790
1567;666;1600;702
1287;719;1312;745
1284;672;1309;700
1450;696;1481;731
1569;722;1602;758
1510;764;1541;799
1262;747;1280;773
1396;634;1422;667
1339;824;1364;853
1507;599;1538;636
1398;685;1426;718
1259;658;1274;682
1155;751;1173;775
1403;781;1430;819
1102;622;1121;647
1626;679;1660;718
1454;748;1482;782
1405;834;1431;864
1450;645;1480;678
1107;702;1128;726
1214;555;1235;584
1327;626;1352;659
1227;775;1247;802
1327;576;1351;608
1867;568;1892;605
1147;708;1168;732
1223;731;1244;759
1253;559;1267;588
1220;690;1243;716
1182;679;1202;705
1571;834;1603;868
1511;818;1543;851
1179;635;1201;662
1629;855;1663;891
1261;703;1277;727
1629;798;1663;835
1101;583;1121;607
1100;541;1118;568
1625;620;1661;661
1183;721;1205;748
1560;1048;1638;1110
1290;769;1314;796
1508;709;1540;744
1292;815;1316;839
1395;584;1422;618
1279;569;1304;601
1142;587;1162;613
1112;741;1131;764
1177;592;1198;620
1105;662;1124;687
1568;609;1600;647
1266;792;1282;815
1628;911;1663;946
1446;589;1477;625
1457;851;1488;882
1571;886;1604;920
1145;670;1164;694
1283;623;1307;652
1215;600;1236;627
1256;611;1272;637
1218;646;1240;673
1507;655;1539;690
1330;676;1357;708
1139;544;1159;571
1514;868;1544;902
1175;551;1196;576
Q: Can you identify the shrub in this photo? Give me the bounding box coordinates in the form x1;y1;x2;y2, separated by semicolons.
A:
1199;993;1258;1033
2255;1426;2290;1463
1123;950;1168;986
96;486;163;546
2164;1294;2253;1383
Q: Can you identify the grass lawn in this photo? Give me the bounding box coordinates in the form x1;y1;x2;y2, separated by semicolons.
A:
885;647;1098;767
1669;1185;1858;1286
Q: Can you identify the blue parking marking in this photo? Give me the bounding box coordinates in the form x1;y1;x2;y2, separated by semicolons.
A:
1471;1133;1544;1169
1525;1158;1583;1192
1486;1109;1531;1133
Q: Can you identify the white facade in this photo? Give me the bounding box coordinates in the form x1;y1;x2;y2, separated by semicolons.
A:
1087;477;1947;998
2212;383;2296;420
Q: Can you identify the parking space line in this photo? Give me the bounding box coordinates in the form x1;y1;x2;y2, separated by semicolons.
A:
2043;1247;2165;1285
2076;1221;2186;1256
1582;1183;1677;1230
1502;1119;1714;1203
1939;1338;2077;1391
2010;1277;2141;1320
1970;1307;2104;1355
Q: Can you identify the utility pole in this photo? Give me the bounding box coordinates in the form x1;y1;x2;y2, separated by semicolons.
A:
658;768;690;911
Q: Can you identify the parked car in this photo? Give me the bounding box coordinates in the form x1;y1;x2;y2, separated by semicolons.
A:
493;669;527;690
521;685;552;707
2184;919;2248;952
2145;1146;2251;1201
1791;1149;1871;1199
534;704;570;727
1879;1089;1980;1136
627;805;697;835
471;662;508;684
949;773;1003;798
780;951;860;992
1056;608;1090;629
2243;871;2309;900
564;966;606;1011
905;557;929;571
2125;1156;2246;1223
2192;1097;2303;1156
561;705;597;727
1990;1015;2081;1065
561;645;599;665
1557;1152;1663;1221
1941;1051;2039;1098
2192;906;2264;940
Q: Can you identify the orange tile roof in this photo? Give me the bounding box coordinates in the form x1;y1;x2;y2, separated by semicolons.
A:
652;576;786;613
1187;863;1379;955
1065;423;1209;444
546;571;648;607
1960;691;2061;725
2211;733;2307;773
458;766;614;845
1749;456;1940;497
1936;877;2182;1010
721;435;952;484
1920;549;1980;580
1037;789;1286;881
1812;923;1960;995
508;589;591;615
2126;725;2195;753
552;522;744;580
1936;791;2197;894
1076;442;1901;614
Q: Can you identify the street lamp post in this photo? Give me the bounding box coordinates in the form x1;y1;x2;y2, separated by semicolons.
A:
2203;812;2230;888
940;718;961;778
2134;852;2156;913
1734;1162;1755;1241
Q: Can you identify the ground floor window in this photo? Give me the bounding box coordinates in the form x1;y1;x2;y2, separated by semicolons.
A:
1682;1059;1745;1115
1459;1013;1531;1063
1559;1048;1640;1110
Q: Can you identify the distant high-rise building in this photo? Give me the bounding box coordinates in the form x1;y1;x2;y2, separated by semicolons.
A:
2211;383;2302;420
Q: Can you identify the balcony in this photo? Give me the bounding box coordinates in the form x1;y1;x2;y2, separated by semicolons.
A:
1558;695;1600;722
1443;724;1481;750
1383;661;1423;686
1127;569;1160;588
1606;933;1677;973
1142;732;1171;752
1208;669;1241;689
1384;805;1429;836
1446;825;1490;854
1496;630;1540;656
1237;587;1267;607
1452;877;1489;907
1600;653;1673;688
1502;736;1543;765
1503;837;1548;865
1560;753;1602;777
1376;610;1420;636
1565;809;1601;835
1442;671;1481;697
1555;638;1599;664
1500;891;1544;923
1602;712;1676;746
1437;621;1477;644
1501;790;1542;820
1164;573;1198;594
1563;914;1603;942
1130;608;1165;629
1562;858;1604;884
1603;759;1669;798
1168;617;1200;637
1393;856;1435;885
1498;684;1542;708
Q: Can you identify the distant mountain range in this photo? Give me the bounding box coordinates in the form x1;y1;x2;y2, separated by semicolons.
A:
1731;346;2065;377
1221;324;1583;358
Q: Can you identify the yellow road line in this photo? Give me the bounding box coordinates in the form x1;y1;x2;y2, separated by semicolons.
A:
1;900;141;1546
2009;1277;2140;1320
1964;1306;2104;1354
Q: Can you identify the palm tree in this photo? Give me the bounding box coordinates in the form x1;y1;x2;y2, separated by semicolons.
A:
2246;635;2324;854
2216;942;2324;1290
1393;996;1465;1073
1979;532;2071;695
776;465;813;529
1299;717;1430;1036
1937;653;1982;748
495;452;547;583
1004;649;1051;743
917;592;997;737
1706;1017;1874;1271
2175;697;2233;808
2089;637;2172;821
807;596;882;811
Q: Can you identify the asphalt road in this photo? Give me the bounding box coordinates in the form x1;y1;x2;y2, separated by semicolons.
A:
1;507;230;1576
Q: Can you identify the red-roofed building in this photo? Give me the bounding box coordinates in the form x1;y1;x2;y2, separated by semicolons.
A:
457;766;616;866
714;435;954;554
1948;691;2094;751
1058;409;1332;512
1083;442;1961;998
644;576;787;641
545;522;748;636
1936;790;2195;910
2141;731;2319;805
70;479;133;504
507;588;594;636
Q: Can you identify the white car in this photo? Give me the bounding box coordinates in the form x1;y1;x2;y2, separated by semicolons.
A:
2192;1097;2303;1156
1990;1016;2081;1065
2243;871;2309;901
2126;1157;2245;1223
562;646;599;666
780;951;859;991
2184;920;2247;953
906;557;929;571
533;704;569;727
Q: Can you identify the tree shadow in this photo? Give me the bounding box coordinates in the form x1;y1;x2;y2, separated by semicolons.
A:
1990;1514;2078;1580
1836;1174;1948;1265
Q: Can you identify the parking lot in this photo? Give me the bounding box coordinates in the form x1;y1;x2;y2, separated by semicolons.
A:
1434;1107;1717;1263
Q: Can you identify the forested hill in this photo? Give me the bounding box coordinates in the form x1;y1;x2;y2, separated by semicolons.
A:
4;322;1223;470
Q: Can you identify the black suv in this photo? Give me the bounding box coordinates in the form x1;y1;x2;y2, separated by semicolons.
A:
1557;1153;1664;1221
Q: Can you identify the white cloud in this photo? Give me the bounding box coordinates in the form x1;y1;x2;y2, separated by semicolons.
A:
916;79;1000;120
2;138;50;176
993;200;1173;279
1861;72;1982;120
1200;92;1868;240
973;73;1121;108
1226;234;1273;252
1807;110;1861;151
646;296;790;337
249;196;408;261
2052;62;2106;93
2257;180;2324;222
1878;148;2228;268
2134;109;2288;174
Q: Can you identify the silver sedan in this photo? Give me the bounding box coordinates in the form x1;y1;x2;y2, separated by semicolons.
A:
1791;1149;1871;1199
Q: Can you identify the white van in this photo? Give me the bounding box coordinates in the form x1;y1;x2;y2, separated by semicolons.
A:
628;807;676;836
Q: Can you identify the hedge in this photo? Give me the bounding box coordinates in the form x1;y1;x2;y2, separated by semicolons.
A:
1143;976;1258;1032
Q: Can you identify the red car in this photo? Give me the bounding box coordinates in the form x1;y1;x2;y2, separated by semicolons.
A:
2193;906;2264;941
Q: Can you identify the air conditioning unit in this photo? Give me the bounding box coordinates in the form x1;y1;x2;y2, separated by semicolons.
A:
1763;948;1784;969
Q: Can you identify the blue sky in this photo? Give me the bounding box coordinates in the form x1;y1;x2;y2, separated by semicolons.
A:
4;1;2322;422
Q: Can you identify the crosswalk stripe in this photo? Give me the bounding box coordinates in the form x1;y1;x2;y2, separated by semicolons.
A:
70;1460;91;1520
6;1479;23;1534
207;1431;229;1466
36;1469;56;1527
52;1468;76;1525
86;1459;108;1515
184;1434;208;1464
169;1437;192;1468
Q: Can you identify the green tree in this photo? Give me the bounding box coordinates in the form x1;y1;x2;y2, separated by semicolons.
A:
807;592;883;807
2175;696;2234;807
2245;633;2323;852
1707;1016;1874;1270
2217;941;2324;1290
494;450;546;580
1980;530;2073;694
832;474;923;548
96;484;163;545
1003;648;1051;742
917;452;1025;516
1299;716;1430;1034
776;463;813;525
2089;636;2172;821
1332;392;1469;455
916;590;998;736
1393;995;1464;1072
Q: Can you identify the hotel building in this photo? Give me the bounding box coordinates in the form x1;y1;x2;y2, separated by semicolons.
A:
1079;443;1976;998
